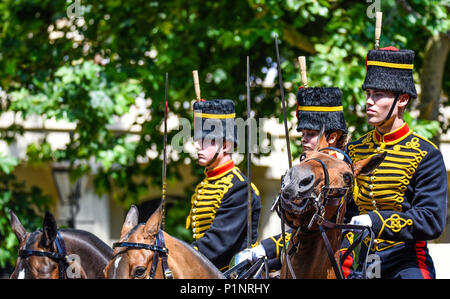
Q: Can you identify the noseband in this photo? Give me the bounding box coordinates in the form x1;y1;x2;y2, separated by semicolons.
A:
19;231;68;279
113;230;173;279
303;149;352;229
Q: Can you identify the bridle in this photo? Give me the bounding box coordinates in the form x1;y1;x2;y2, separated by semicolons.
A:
112;230;173;279
276;147;375;279
18;230;69;279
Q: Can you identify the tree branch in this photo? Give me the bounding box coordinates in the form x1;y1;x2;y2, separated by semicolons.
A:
281;21;317;54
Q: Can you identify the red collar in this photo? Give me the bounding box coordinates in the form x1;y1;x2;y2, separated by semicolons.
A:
205;160;235;178
374;122;411;143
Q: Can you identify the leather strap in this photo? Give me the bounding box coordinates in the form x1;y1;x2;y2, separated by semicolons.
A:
318;224;344;279
19;231;68;279
113;230;172;279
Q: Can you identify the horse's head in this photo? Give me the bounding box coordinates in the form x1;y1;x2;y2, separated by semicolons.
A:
104;204;164;279
280;149;386;229
10;210;69;279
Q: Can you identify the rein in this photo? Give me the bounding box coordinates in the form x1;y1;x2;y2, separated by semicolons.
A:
278;147;375;279
113;230;173;279
19;231;68;279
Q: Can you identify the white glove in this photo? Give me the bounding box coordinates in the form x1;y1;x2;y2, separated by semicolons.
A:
232;245;266;265
349;214;372;228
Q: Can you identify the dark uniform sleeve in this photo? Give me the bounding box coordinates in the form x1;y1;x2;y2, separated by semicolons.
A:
367;148;447;241
260;231;292;272
192;180;259;269
260;231;292;260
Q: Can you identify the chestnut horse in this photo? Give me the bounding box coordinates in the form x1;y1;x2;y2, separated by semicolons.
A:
104;204;225;279
278;144;386;279
10;210;113;279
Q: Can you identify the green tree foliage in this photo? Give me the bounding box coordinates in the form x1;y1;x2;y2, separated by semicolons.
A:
0;0;448;249
0;154;51;267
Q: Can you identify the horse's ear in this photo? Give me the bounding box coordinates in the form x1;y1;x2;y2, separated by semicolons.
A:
42;211;58;248
313;125;328;151
144;204;163;238
120;205;139;239
353;152;387;177
10;210;27;243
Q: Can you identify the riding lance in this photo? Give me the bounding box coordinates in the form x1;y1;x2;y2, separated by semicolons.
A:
274;34;296;278
275;35;293;169
246;56;252;249
161;72;169;231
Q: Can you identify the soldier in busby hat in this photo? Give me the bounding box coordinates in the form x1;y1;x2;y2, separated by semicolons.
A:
341;46;448;279
186;99;261;271
296;86;348;152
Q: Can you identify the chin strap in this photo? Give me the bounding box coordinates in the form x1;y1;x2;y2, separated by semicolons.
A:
373;93;400;128
205;140;227;169
206;151;220;168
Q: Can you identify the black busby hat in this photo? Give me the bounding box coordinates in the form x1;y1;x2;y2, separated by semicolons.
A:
362;47;417;98
296;87;347;134
193;99;238;146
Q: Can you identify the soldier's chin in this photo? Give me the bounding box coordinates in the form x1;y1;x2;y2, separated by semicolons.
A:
197;158;209;167
197;157;209;167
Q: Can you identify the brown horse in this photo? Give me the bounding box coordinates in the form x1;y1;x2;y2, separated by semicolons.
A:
10;210;113;279
278;145;386;279
104;204;225;279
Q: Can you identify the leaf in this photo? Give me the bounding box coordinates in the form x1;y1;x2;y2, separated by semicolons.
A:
0;155;18;174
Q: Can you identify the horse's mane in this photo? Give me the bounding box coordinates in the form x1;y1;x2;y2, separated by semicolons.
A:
59;228;113;259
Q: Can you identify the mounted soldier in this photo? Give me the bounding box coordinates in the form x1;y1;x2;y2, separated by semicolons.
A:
186;97;261;271
340;38;448;278
231;84;350;276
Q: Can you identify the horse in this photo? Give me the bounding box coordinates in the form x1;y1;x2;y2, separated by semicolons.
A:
9;210;113;279
104;204;225;279
277;137;386;279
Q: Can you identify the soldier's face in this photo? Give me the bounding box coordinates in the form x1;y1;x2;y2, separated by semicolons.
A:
301;129;319;151
365;89;397;126
194;139;223;167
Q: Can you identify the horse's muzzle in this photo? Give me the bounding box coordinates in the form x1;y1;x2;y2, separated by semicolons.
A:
280;167;316;215
280;195;312;215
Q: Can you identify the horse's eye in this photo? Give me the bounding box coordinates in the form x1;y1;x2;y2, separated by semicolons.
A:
133;267;147;278
299;153;307;162
343;172;353;186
